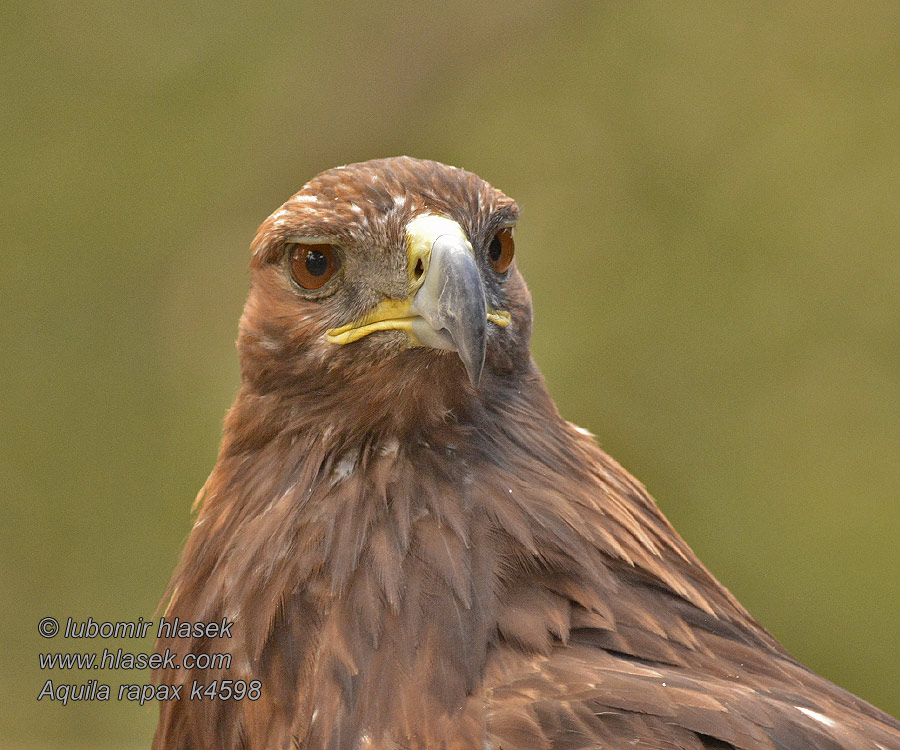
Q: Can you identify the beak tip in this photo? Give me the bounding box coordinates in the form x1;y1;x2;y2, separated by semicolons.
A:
466;358;484;386
458;321;486;386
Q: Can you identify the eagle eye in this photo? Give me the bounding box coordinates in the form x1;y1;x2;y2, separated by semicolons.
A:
289;243;341;290
488;227;515;274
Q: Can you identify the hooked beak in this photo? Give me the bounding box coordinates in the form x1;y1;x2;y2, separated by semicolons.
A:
325;214;510;384
408;233;487;383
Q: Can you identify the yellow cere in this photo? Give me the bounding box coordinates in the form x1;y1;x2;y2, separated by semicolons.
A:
325;213;511;345
404;212;471;291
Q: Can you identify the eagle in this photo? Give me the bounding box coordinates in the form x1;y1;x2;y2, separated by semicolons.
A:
153;157;900;750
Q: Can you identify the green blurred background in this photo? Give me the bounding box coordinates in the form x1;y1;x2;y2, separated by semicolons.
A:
3;2;898;746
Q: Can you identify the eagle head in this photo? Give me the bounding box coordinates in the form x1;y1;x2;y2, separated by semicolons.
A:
239;157;533;434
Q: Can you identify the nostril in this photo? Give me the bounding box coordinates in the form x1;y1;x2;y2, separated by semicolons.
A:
414;258;424;279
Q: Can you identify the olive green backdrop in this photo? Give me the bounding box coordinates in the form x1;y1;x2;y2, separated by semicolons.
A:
3;2;898;747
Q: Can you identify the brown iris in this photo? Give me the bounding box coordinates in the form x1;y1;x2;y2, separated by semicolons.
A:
289;243;341;290
488;227;515;273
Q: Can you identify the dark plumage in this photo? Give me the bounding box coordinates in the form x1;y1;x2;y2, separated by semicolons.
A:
153;157;900;750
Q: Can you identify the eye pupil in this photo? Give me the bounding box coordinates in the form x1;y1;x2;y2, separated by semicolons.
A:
489;236;502;262
305;250;329;276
